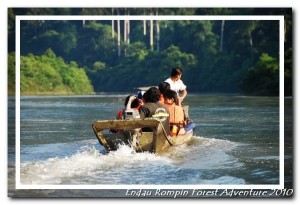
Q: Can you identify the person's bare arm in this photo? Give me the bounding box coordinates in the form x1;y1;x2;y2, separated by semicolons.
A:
181;89;187;100
178;89;187;105
125;95;136;110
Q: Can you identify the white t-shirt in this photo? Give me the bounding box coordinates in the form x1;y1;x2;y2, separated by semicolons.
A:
164;78;187;95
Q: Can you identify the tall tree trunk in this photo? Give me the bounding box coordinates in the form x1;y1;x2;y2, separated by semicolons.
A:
248;21;256;59
143;9;146;35
127;19;130;44
111;8;114;38
126;10;130;45
123;9;128;55
112;20;114;38
123;19;127;55
117;9;121;57
220;20;225;52
82;8;85;27
248;30;253;47
150;20;153;50
156;9;160;52
248;29;253;58
150;10;153;51
143;20;146;35
124;21;127;42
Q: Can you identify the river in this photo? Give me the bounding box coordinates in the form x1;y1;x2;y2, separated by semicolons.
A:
7;94;293;197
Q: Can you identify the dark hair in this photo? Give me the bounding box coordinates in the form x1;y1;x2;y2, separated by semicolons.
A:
124;95;139;108
163;89;178;103
158;82;170;95
143;87;161;103
170;66;182;77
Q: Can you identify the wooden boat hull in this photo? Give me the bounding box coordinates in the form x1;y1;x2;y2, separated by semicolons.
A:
92;118;193;154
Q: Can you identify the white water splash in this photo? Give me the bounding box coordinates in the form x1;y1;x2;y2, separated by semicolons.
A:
20;136;246;185
20;144;172;185
164;136;244;170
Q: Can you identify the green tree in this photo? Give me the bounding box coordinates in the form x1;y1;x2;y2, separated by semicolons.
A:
8;53;16;95
19;49;94;95
240;53;279;96
8;8;291;96
76;21;116;67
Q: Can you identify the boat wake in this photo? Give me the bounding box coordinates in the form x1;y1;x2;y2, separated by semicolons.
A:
20;141;171;185
164;135;244;169
20;136;245;185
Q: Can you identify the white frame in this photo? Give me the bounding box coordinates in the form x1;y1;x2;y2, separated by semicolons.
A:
15;14;285;190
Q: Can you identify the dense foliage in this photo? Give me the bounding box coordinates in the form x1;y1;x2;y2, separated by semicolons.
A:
8;50;94;95
8;8;292;96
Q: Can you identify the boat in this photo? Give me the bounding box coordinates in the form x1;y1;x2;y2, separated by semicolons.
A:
92;106;196;154
92;86;196;154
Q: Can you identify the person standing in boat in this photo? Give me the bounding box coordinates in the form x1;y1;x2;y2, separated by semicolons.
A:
137;87;170;136
164;66;187;106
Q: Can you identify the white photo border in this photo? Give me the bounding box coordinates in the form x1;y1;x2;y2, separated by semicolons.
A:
15;14;285;190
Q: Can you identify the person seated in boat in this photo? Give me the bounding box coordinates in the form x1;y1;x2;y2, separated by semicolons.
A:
164;66;187;106
163;89;186;136
116;95;140;120
110;95;141;133
137;87;170;136
136;90;145;101
158;81;170;104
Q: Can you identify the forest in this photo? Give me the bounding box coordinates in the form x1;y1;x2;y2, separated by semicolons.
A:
7;8;292;96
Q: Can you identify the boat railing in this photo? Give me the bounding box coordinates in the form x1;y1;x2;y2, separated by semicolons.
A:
92;118;172;152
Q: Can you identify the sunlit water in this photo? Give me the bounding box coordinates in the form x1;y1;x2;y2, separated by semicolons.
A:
7;94;292;197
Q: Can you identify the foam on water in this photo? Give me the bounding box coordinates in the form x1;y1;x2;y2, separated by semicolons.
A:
20;136;245;185
20;143;172;185
164;136;244;170
9;95;288;196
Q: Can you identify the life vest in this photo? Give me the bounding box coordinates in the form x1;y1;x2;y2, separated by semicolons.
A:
166;104;186;136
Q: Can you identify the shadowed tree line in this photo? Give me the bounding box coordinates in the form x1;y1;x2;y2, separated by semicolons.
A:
8;8;292;96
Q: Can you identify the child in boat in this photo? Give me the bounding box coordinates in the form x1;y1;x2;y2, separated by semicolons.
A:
163;89;186;136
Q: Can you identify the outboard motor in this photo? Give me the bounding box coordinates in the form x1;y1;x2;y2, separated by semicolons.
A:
124;109;140;119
